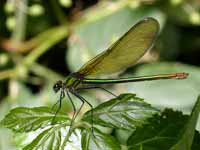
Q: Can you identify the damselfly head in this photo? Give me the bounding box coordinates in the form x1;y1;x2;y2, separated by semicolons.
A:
53;80;63;93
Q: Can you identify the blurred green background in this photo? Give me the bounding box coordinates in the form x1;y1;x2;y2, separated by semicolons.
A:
0;0;200;149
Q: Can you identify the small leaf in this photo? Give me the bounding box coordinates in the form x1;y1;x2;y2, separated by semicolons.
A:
0;107;70;132
170;95;200;150
81;128;120;150
82;93;159;130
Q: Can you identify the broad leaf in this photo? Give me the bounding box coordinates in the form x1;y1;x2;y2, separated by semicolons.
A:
0;107;70;132
82;93;159;130
81;128;120;150
170;95;200;150
127;106;200;150
127;109;187;150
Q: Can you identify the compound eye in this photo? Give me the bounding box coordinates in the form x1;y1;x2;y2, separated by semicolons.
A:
53;81;62;93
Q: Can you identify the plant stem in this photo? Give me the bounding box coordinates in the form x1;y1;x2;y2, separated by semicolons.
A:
0;25;68;81
0;69;16;80
30;63;64;81
11;0;27;44
22;25;68;67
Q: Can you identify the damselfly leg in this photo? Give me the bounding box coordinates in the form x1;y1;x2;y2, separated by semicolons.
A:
51;89;65;124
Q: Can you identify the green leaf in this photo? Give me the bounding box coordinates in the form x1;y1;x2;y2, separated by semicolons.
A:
81;128;120;150
82;93;159;130
23;125;81;150
170;95;200;150
127;109;188;150
0;93;19;150
0;107;70;132
191;131;200;150
127;104;200;150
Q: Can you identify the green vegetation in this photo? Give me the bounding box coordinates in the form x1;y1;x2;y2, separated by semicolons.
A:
0;0;200;149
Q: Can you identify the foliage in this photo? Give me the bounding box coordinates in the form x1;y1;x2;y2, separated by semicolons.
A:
0;107;70;132
82;94;159;130
0;0;200;149
1;94;200;150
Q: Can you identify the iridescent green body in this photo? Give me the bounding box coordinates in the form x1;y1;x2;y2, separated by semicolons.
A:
65;74;80;88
